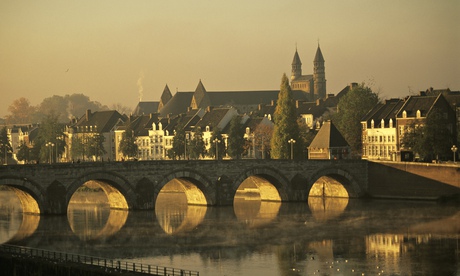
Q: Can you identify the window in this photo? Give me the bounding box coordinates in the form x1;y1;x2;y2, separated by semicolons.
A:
389;119;393;128
371;119;374;128
381;119;385;128
416;110;421;118
402;111;407;118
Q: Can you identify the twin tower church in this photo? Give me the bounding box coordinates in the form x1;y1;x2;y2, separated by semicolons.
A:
135;45;327;117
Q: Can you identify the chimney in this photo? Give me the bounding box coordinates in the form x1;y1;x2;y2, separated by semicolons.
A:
349;83;358;89
86;109;91;121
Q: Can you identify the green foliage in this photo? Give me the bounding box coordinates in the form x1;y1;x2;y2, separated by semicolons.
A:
403;108;455;161
171;123;186;159
0;127;13;164
34;112;66;163
119;127;138;159
209;128;225;160
227;116;245;159
16;141;31;163
188;127;206;159
271;74;301;159
254;123;273;159
333;83;380;156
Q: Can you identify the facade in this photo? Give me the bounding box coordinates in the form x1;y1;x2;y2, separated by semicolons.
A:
65;109;126;162
396;93;456;161
361;99;404;161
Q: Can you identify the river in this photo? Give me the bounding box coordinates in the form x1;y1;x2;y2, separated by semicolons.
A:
0;188;459;275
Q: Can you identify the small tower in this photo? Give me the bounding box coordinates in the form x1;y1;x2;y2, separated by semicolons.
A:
291;49;302;81
313;45;326;100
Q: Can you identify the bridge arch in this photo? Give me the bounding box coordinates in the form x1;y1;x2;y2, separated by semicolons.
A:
0;177;44;214
232;166;290;201
156;169;214;205
307;167;363;198
67;171;136;210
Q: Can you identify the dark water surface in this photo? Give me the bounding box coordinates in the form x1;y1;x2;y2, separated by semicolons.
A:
0;190;459;276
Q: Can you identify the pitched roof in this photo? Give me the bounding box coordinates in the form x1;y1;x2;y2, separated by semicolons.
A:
74;110;126;133
195;107;233;131
309;121;349;149
361;98;404;127
397;95;438;118
132;102;160;115
159;92;194;117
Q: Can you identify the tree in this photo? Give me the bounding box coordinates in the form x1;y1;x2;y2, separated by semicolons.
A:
34;112;66;163
5;97;37;124
88;133;106;161
0;127;12;164
254;123;273;159
119;127;138;159
171;123;186;159
188;127;206;159
209;128;225;160
271;74;301;159
227;116;245;159
16;141;31;164
333;83;380;156
403;108;454;161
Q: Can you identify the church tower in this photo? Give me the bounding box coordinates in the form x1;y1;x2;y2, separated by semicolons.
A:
291;49;302;81
313;45;326;100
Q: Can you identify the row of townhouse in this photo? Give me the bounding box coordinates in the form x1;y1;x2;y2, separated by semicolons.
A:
361;89;459;161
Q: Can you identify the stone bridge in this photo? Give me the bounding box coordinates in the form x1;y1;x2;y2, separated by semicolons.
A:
0;160;368;215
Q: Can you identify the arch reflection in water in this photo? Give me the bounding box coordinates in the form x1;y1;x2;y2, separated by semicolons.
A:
0;187;40;244
155;185;207;235
308;197;349;222
233;176;281;228
309;176;349;198
67;181;128;241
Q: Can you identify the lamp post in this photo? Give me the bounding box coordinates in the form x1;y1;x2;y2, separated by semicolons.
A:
452;145;458;163
288;139;296;160
46;142;54;164
214;138;220;160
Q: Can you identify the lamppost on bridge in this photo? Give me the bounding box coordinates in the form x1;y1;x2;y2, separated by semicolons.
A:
214;138;220;160
288;139;296;160
452;145;458;163
46;142;54;164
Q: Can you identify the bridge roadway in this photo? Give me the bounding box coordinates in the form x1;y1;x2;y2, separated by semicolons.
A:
0;159;368;215
0;159;458;215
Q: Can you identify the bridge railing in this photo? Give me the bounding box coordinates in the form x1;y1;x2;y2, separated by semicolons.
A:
0;244;199;276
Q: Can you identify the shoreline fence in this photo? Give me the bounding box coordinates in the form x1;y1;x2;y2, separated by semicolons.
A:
0;244;199;276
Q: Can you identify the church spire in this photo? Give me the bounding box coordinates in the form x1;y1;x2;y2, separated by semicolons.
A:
291;48;302;81
313;45;326;100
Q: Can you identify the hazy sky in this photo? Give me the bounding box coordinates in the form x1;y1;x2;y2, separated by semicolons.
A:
1;0;459;118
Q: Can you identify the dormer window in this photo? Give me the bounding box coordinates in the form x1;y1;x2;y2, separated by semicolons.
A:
246;127;250;134
159;122;162;130
389;119;393;128
416;110;421;118
267;114;272;121
206;126;210;132
381;119;384;128
152;123;156;130
371;119;374;128
402;111;407;118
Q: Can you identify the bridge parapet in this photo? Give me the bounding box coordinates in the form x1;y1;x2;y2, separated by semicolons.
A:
0;159;369;214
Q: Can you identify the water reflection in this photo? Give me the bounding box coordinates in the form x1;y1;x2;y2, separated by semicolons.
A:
234;199;281;228
155;193;207;235
0;188;40;244
308;196;348;222
67;204;128;241
67;187;128;241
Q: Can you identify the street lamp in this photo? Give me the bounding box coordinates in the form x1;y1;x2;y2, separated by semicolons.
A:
288;139;296;160
452;145;458;163
46;142;54;164
214;138;220;160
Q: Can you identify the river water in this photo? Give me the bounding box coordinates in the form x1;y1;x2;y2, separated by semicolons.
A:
0;188;459;276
